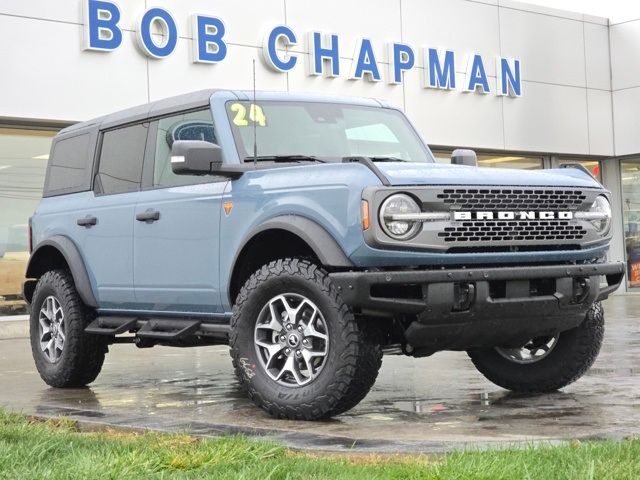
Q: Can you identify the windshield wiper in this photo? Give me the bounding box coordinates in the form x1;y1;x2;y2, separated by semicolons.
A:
369;156;408;162
243;155;325;163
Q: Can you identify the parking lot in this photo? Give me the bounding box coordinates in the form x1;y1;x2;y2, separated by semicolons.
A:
0;295;638;453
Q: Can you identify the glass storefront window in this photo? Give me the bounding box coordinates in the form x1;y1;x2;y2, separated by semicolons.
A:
431;150;544;169
621;159;640;291
558;158;602;182
0;128;56;315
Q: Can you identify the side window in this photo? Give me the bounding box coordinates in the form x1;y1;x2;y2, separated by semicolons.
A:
153;110;216;188
96;123;148;195
45;133;91;195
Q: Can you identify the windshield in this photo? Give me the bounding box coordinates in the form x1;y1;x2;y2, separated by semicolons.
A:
225;101;434;163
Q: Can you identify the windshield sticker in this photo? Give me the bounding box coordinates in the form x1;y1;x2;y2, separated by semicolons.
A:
230;103;267;127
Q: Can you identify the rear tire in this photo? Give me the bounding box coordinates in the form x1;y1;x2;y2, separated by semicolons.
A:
230;258;382;420
29;270;107;388
468;302;604;393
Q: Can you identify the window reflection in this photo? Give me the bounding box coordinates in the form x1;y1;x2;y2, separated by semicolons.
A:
431;150;543;169
0;128;56;315
558;158;601;182
621;159;640;290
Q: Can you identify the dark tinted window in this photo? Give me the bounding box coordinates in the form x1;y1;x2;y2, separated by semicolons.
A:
153;110;216;188
46;133;91;192
97;123;148;194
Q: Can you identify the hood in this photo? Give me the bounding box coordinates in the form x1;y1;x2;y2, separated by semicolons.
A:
375;162;602;189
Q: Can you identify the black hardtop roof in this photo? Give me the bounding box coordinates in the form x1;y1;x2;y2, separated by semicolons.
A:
58;89;221;136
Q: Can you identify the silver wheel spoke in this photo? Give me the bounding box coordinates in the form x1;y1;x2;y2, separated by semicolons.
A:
280;296;299;324
255;315;283;334
303;319;327;342
39;317;51;336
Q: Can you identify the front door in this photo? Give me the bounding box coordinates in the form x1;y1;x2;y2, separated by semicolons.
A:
133;110;227;315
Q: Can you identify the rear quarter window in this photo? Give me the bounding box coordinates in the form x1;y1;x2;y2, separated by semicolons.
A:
95;123;148;195
43;132;93;196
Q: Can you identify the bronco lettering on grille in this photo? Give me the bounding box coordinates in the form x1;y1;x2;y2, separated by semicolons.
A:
453;211;574;221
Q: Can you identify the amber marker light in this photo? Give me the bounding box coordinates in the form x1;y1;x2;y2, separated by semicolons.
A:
361;200;370;230
223;201;234;216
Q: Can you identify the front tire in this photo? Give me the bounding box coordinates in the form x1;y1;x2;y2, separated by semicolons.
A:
29;270;107;388
230;259;382;420
468;302;604;393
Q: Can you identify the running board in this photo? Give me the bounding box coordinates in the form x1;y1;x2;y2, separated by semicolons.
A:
85;316;230;340
85;317;137;335
136;319;201;340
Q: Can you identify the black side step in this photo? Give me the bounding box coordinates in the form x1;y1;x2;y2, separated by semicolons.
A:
85;317;138;335
136;319;201;340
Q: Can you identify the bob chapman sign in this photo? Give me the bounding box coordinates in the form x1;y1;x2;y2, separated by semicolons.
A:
83;0;523;97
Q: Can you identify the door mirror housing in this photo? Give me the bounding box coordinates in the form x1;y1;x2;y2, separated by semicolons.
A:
171;140;242;178
451;149;478;167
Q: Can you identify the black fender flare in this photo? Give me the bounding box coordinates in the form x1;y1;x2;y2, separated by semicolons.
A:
236;215;353;268
24;236;98;307
227;216;354;300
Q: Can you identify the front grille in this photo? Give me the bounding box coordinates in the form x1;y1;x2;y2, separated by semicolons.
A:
438;220;587;243
436;188;587;210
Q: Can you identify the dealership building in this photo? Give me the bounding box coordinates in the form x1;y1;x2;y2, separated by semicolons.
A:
2;0;640;316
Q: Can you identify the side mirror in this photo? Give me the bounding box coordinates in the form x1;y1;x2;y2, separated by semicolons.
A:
451;149;477;167
171;140;223;175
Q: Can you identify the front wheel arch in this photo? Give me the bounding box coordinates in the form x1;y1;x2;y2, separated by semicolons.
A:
228;216;353;305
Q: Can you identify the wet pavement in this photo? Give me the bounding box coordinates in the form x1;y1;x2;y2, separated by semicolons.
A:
0;296;638;453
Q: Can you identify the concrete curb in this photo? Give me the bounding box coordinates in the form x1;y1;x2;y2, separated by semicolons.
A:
0;319;29;339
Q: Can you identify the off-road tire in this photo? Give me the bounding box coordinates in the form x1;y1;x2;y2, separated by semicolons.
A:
468;302;604;392
229;258;382;420
30;269;107;388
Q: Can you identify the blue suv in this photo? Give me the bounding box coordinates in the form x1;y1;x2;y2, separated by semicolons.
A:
24;90;624;420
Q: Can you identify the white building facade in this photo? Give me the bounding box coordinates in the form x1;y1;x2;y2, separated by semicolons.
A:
1;0;640;316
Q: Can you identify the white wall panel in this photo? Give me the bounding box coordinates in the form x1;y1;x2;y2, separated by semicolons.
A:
499;6;586;87
613;87;640;156
498;0;583;22
401;0;500;75
404;71;504;150
586;89;614;156
0;16;148;122
0;0;84;24
503;81;589;154
584;23;611;91
610;20;640;91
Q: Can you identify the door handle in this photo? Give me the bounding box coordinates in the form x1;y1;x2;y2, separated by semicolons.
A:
77;215;97;227
136;210;160;222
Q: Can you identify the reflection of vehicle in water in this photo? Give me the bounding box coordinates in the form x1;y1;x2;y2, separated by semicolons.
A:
23;90;625;420
0;224;29;315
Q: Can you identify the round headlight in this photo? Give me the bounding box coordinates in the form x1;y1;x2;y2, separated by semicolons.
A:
379;194;421;239
589;195;612;234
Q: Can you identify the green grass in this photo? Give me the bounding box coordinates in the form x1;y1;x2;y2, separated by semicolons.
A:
0;409;638;479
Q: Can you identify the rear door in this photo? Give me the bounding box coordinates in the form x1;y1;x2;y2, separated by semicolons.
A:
133;109;227;315
74;123;149;310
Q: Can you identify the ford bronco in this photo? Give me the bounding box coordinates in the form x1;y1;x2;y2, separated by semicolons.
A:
23;90;624;420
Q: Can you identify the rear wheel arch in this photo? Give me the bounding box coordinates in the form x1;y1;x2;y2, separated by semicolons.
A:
228;216;353;305
24;236;97;308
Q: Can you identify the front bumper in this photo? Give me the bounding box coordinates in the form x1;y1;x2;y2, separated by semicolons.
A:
329;262;625;353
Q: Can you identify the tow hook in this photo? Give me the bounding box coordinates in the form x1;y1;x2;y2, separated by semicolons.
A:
574;277;591;303
453;282;475;312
